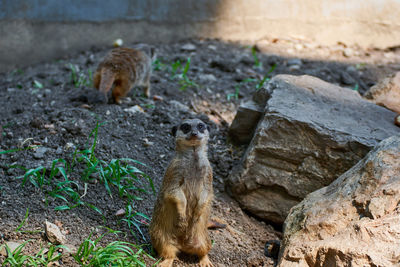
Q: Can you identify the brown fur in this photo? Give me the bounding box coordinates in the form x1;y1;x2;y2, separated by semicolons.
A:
93;47;152;103
150;119;214;267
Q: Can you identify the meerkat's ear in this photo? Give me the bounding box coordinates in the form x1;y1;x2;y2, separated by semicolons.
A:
171;125;178;136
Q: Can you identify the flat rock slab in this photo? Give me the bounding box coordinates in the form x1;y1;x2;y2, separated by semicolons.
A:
228;75;399;224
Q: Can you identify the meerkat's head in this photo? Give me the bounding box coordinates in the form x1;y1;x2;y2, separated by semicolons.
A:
172;119;210;148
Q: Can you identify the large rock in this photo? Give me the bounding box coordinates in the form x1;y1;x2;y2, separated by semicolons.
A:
364;71;400;114
228;75;399;224
278;135;400;267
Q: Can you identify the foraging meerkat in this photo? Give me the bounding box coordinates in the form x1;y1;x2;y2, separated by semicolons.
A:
150;119;214;267
93;47;153;103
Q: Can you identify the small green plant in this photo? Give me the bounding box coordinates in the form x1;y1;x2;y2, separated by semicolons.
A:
255;64;277;90
170;60;182;78
227;64;276;100
251;46;262;69
73;230;156;266
353;83;359;91
7;121;154;238
1;241;64;267
168;58;199;91
227;78;257;101
15;208;29;232
68;63;93;88
152;58;167;71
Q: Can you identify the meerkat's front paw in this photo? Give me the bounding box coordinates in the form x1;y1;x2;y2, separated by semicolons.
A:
199;255;214;267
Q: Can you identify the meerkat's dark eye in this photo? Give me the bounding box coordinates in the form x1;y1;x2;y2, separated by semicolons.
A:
180;123;191;134
197;123;205;133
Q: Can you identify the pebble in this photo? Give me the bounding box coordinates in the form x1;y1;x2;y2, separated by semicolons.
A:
106;110;111;115
64;142;75;151
113;38;123;47
45;221;66;244
115;208;126;217
170;100;190;112
289;65;301;71
124;105;144;114
143;138;154;147
181;43;196;52
33;146;48;159
287;58;302;66
199;74;217;82
340;71;355;85
55;147;63;155
153;95;164;101
343;48;354;57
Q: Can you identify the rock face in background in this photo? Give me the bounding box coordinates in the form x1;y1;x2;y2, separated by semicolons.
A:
228;75;399;224
364;71;400;114
278;135;400;267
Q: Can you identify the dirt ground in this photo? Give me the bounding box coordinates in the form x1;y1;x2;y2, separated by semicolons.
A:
0;38;399;266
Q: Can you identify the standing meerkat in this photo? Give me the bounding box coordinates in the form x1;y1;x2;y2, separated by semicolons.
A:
93;47;153;103
150;119;214;267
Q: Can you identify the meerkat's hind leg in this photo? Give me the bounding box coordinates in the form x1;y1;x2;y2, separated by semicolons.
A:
199;255;214;267
156;244;178;267
93;72;101;89
112;78;130;104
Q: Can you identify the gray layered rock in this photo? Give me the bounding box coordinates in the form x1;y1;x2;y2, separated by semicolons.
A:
278;135;400;267
228;75;399;224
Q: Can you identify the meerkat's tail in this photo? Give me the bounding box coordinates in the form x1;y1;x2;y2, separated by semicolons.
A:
99;67;116;95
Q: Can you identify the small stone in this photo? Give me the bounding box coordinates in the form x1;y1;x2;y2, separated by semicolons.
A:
124;105;144;114
80;104;91;109
294;43;304;50
33;147;48;159
170;100;189;112
199;74;217;82
343;48;353;57
106;110;111;115
395;115;400;127
64;143;75;151
44;124;55;129
0;241;23;256
340;71;355;85
55;147;63;155
153;95;164;101
45;221;66;244
64;244;78;255
115;208;126;217
288;65;301;71
113;38;123;47
143;138;154;147
208;45;217;51
7;88;15;92
287;58;302;66
181;43;196;52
